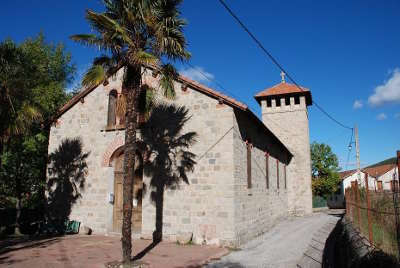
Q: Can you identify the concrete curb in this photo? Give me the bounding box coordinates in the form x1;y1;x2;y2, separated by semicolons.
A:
296;216;340;268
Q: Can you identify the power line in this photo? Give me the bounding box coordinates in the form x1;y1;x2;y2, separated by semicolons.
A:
184;62;245;103
184;62;266;116
217;0;353;131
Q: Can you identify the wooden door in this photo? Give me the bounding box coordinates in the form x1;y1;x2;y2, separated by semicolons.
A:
112;151;143;233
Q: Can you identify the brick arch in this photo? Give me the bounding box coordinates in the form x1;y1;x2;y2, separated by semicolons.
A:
101;136;125;167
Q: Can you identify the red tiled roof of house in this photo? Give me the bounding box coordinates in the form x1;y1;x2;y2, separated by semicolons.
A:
339;169;357;180
177;74;248;111
363;164;396;178
339;163;396;180
254;82;312;105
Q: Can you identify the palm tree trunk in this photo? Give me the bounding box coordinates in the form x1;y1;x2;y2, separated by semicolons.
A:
121;64;142;264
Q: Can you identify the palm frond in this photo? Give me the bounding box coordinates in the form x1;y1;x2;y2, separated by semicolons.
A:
130;50;159;66
9;102;41;136
158;64;178;99
69;34;106;50
86;10;134;47
139;84;155;118
82;64;106;88
150;1;190;61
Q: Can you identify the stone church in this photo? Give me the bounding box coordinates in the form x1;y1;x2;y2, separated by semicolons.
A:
48;65;312;247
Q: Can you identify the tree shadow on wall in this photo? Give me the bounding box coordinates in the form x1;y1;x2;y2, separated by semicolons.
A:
46;137;89;233
133;104;197;260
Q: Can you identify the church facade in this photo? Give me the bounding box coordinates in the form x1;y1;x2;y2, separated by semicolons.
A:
48;66;312;247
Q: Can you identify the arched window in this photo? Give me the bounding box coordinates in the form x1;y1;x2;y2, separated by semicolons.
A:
107;90;117;127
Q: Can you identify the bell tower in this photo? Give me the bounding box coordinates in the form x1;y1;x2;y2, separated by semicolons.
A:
254;73;313;215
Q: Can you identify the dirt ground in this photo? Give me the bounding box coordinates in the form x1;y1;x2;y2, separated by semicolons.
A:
0;235;228;268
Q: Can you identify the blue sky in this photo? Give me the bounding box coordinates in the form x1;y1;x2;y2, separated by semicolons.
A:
1;0;399;168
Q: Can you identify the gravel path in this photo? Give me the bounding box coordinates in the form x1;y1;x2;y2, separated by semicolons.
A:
207;211;342;268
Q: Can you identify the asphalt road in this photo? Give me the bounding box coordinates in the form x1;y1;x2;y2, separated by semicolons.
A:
207;211;342;268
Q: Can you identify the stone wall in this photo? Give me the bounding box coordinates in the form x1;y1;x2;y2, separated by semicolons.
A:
48;66;296;247
261;96;312;216
48;69;126;234
140;69;236;246
232;110;290;245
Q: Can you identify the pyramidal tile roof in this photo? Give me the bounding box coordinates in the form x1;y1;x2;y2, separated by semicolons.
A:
254;82;312;105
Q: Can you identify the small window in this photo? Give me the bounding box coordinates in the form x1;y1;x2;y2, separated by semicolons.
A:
107;90;117;127
276;98;281;107
276;159;280;189
247;142;252;189
266;98;272;107
285;97;290;106
284;164;287;189
294;96;300;105
265;152;269;189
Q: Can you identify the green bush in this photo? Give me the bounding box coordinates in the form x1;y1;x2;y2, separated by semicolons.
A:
313;195;327;208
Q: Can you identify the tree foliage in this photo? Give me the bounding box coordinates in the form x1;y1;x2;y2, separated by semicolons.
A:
0;34;75;216
311;142;341;197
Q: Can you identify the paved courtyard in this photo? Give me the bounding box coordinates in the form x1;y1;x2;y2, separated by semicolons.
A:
0;211;342;268
0;235;228;268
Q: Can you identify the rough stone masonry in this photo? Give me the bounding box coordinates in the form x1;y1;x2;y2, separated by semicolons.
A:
48;66;312;247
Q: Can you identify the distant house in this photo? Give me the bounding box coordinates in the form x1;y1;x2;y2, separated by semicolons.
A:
364;164;398;191
328;163;399;208
327;170;376;208
340;169;377;191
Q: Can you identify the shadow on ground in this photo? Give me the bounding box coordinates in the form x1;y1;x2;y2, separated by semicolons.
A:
205;262;246;268
0;235;60;265
323;215;400;268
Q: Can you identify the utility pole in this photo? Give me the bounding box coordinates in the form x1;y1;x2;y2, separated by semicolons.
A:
397;151;400;182
355;125;361;184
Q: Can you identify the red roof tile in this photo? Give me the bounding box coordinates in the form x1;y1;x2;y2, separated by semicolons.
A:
363;164;396;178
254;82;312;105
339;169;357;180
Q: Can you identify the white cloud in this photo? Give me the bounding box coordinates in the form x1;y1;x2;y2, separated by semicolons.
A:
179;66;214;84
353;100;363;109
368;68;400;106
376;113;387;120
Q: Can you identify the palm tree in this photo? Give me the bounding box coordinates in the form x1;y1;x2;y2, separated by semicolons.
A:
71;0;190;263
0;40;42;154
0;40;42;235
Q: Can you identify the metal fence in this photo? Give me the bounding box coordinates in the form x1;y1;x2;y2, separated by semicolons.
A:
345;174;400;258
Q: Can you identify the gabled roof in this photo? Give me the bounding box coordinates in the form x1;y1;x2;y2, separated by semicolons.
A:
339;169;357;180
363;164;396;178
254;82;312;105
54;66;248;120
52;65;292;157
340;163;397;180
